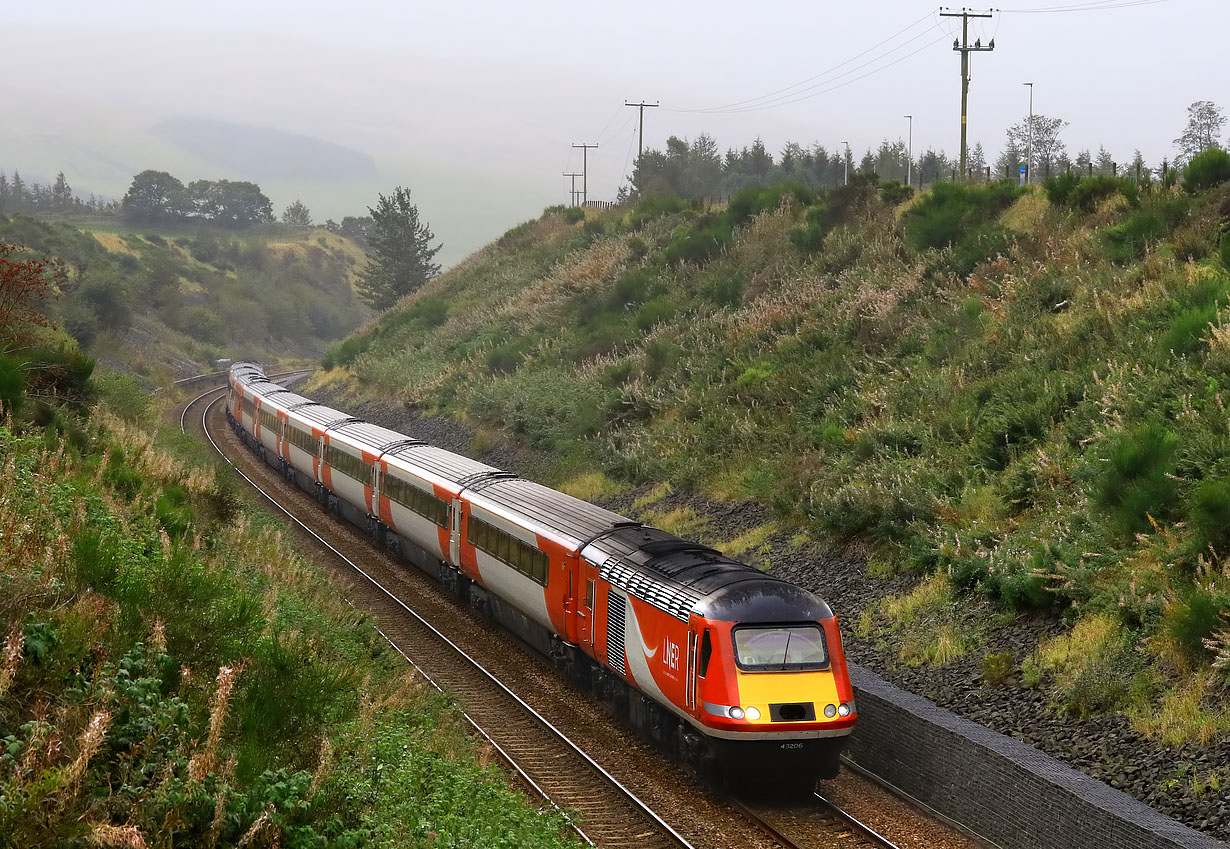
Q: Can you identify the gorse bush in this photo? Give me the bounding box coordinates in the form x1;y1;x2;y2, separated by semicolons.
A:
1094;422;1179;536
1181;147;1230;194
1045;173;1138;213
903;180;1023;252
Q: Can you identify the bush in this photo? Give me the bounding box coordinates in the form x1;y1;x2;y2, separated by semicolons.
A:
635;296;679;330
95;372;151;422
1102;196;1187;263
486;334;536;373
629;194;686;229
560;205;586;223
982;651;1014;686
904;181;1023;252
1045;173;1138;213
1094;421;1179;535
664;216;732;267
0;356;23;417
879;180;914;205
726;182;813;225
1163;305;1217;356
1164;588;1226;660
1181;147;1230;194
1188;473;1230;551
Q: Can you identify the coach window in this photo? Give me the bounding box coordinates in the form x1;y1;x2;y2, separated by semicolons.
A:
698;629;712;678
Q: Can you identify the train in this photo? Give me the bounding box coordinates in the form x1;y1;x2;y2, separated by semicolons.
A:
226;362;857;784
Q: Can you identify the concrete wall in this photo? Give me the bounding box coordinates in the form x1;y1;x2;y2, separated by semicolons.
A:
846;663;1226;849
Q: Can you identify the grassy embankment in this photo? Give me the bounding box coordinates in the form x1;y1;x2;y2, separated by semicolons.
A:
0;386;578;848
0;214;370;380
320;152;1230;745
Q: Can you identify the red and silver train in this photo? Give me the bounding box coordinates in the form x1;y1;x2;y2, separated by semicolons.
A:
227;362;857;782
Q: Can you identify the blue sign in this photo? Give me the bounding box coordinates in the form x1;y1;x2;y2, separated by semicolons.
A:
1019;165;1027;186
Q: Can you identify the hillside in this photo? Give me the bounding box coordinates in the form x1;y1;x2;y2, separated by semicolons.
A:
0;214;370;381
318;159;1230;837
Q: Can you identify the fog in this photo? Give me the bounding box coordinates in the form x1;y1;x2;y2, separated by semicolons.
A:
5;0;1222;265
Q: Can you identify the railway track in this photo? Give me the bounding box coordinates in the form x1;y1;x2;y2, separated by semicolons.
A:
181;379;908;849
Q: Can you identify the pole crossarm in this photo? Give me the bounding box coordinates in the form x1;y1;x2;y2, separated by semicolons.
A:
624;100;659;165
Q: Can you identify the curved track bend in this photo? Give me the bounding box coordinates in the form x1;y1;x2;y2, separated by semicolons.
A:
182;380;907;849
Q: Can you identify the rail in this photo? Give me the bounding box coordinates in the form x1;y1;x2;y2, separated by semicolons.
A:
183;384;694;849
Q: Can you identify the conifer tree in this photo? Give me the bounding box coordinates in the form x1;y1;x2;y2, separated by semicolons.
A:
355;187;440;311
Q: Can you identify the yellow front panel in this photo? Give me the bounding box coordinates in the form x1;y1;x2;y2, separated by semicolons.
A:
734;670;840;725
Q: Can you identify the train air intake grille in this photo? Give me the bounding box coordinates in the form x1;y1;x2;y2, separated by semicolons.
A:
606;592;627;675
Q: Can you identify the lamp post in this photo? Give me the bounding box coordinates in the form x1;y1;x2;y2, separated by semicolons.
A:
841;140;850;186
904;115;913;188
1023;82;1034;184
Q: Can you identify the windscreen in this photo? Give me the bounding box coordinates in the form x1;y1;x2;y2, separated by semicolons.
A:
732;625;828;671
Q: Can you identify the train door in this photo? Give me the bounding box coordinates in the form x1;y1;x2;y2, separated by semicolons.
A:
448;497;462;566
577;556;598;652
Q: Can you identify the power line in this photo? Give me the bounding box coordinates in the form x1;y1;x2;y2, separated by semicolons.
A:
562;172;582;207
672;30;951;116
1001;0;1164;11
664;9;937;115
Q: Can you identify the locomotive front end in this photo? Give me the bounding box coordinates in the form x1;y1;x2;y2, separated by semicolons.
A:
692;580;856;782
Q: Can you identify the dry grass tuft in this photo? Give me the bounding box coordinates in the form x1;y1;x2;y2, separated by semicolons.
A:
189;665;241;782
0;629;22;699
87;823;147;848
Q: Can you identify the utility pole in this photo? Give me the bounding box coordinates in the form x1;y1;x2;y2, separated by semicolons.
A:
624;100;659;163
572;143;598;205
562;172;582;207
841;140;850;186
1023;82;1034;184
940;7;994;181
904;115;913;187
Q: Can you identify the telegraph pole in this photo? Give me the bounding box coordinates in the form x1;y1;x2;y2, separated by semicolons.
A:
1023;82;1034;184
940;8;994;180
624;100;659;162
841;141;850;186
904;115;913;187
572;143;598;205
562;172;582;206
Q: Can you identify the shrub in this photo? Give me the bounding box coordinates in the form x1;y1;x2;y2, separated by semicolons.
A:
486;334;536;374
1221;231;1230;269
1045;173;1138;213
1163;305;1217;356
102;450;143;500
982;651;1014;686
726;182;813;225
561;205;586;223
629;194;686;229
1189;472;1230;552
0;356;23;417
1181;147;1230;194
1094;421;1179;535
635;297;679;330
1102;201;1179;263
155;483;195;537
664;216;732;267
178;304;225;346
904;181;1023;252
879;180;914;205
1163;588;1226;660
95;372;151;422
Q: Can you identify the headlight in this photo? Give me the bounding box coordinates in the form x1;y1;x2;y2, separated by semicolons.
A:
745;706;761;721
729;706;746;720
837;703;851;717
823;703;837;718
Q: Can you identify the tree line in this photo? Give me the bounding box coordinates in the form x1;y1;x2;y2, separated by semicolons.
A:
0;171;118;216
626;100;1230;201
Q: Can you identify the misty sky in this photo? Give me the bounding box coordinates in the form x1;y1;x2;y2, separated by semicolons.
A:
6;0;1223;264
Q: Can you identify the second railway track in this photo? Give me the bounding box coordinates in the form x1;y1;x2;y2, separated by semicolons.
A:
181;380;915;849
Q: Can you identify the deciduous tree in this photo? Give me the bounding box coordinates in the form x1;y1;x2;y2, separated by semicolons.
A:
122;170;187;222
355;188;440;311
1174;100;1226;166
0;244;57;354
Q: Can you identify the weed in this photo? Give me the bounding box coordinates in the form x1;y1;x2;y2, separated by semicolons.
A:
982;651;1014;686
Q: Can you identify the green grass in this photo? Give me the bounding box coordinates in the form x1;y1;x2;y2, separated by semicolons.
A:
0;408;578;849
328;177;1230;740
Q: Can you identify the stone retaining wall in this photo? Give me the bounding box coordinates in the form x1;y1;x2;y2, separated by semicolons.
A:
846;663;1226;849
